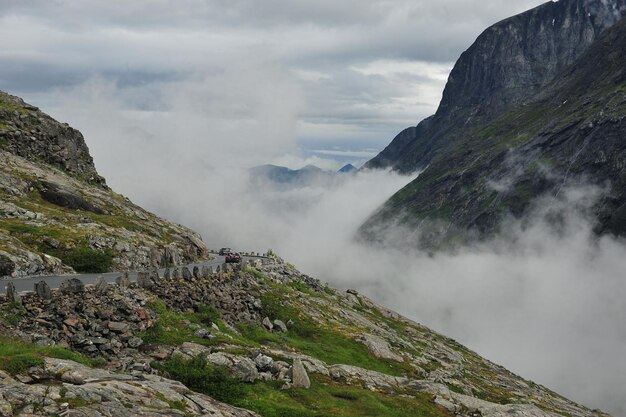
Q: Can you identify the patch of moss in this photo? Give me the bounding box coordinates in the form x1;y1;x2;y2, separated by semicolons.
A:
0;336;95;375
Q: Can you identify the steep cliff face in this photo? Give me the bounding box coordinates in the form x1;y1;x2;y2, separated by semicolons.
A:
0;91;208;277
365;0;626;174
0;92;105;186
360;15;626;246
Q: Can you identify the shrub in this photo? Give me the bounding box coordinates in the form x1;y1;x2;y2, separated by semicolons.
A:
195;304;221;326
62;247;114;273
156;355;244;404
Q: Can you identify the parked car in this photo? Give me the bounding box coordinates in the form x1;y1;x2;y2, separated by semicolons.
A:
219;247;232;256
225;252;242;263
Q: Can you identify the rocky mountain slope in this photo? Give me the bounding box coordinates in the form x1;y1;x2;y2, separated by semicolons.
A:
0;258;612;416
0;91;208;277
361;0;626;246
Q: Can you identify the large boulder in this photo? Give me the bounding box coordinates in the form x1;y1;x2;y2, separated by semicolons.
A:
362;334;403;362
34;280;52;299
290;359;310;389
60;278;85;294
0;254;15;277
233;358;260;382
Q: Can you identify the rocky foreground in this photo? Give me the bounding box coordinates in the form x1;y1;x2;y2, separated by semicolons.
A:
0;258;611;417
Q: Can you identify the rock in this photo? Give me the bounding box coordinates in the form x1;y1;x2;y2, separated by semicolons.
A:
63;318;79;328
182;267;192;281
328;364;417;391
434;396;458;413
0;254;16;277
115;272;130;288
136;271;152;289
42;237;61;249
290;359;310;389
273;319;288;332
233;358;259;382
254;354;273;372
127;337;143;348
149;268;160;283
93;275;108;294
177;342;210;358
362;334;403;362
194;328;213;339
0;357;262;416
5;282;20;304
262;317;274;331
206;352;233;368
34;280;52;300
60;278;84;294
107;322;130;333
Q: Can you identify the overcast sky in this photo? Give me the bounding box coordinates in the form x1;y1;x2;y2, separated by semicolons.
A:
0;0;546;167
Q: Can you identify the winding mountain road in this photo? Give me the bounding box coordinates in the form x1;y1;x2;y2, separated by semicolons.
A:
1;253;263;293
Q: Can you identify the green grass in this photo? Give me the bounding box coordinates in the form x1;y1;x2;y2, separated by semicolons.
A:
245;292;419;378
0;220;63;239
154;355;245;404
235;375;451;417
288;281;317;295
154;354;451;417
139;299;240;347
0;302;25;326
243;266;266;281
0;336;96;375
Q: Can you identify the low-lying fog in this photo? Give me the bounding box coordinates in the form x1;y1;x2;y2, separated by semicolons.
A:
46;82;625;417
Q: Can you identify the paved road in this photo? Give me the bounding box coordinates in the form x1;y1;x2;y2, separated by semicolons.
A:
1;253;262;293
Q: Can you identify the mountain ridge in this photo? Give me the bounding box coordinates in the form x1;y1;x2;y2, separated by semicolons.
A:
361;0;626;246
365;0;626;174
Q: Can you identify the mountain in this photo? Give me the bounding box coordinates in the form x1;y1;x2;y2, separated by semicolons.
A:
361;0;626;246
338;163;357;173
0;91;208;277
0;258;612;417
249;164;341;190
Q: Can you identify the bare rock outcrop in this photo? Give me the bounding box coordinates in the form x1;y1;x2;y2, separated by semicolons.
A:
0;358;261;417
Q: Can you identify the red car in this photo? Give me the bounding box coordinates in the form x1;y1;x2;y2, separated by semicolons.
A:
225;252;242;263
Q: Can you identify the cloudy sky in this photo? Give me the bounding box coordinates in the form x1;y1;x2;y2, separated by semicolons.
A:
0;0;546;168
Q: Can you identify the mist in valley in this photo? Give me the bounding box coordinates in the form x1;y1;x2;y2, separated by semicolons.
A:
35;80;626;417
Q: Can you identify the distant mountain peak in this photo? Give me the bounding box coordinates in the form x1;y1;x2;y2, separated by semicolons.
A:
338;164;356;173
